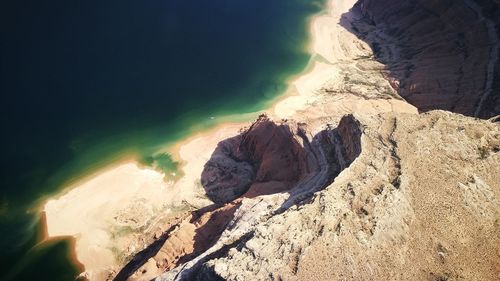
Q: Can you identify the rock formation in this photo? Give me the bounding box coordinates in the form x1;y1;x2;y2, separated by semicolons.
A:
202;114;361;204
155;110;500;281
201;115;307;204
117;114;363;281
353;0;500;118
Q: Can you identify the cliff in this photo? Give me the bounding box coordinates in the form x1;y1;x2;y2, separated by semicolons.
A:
156;110;500;281
117;114;363;281
354;0;500;118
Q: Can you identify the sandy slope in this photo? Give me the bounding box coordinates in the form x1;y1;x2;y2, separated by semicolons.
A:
43;0;418;279
272;0;416;124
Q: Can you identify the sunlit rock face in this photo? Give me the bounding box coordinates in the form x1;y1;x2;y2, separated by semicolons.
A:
200;116;309;204
157;111;500;281
355;0;500;118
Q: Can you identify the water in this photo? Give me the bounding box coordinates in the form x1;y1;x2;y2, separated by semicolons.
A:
0;0;325;279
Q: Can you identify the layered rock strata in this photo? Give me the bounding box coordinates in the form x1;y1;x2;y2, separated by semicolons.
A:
158;111;500;281
354;0;500;118
119;114;363;281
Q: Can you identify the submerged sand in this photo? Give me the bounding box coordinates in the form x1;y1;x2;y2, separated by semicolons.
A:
43;0;417;279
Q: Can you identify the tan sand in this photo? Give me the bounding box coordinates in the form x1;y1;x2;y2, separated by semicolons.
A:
43;123;245;279
166;122;245;205
44;162;171;277
272;0;416;121
43;0;417;279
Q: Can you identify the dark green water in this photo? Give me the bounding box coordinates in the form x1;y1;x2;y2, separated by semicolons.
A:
0;0;325;280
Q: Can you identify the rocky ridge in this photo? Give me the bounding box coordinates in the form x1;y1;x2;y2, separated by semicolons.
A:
118;114;363;281
157;110;500;281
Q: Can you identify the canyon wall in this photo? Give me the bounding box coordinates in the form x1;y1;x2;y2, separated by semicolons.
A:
355;0;500;118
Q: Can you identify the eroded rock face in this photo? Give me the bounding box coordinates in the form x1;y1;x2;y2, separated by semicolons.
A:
201;115;363;204
201;115;310;203
119;115;364;281
353;0;500;118
239;117;310;183
333;114;362;164
158;111;500;281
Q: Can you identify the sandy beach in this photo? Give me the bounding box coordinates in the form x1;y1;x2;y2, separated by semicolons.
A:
43;0;417;279
43;122;248;279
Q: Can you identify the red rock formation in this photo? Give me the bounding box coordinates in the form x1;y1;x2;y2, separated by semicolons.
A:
201;115;317;204
153;202;240;272
201;114;364;205
118;115;364;280
354;0;500;118
239;116;311;183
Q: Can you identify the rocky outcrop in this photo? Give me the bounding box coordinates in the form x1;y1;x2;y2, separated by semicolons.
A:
157;111;500;281
201;114;362;204
201;115;309;204
352;0;500;118
118;114;363;281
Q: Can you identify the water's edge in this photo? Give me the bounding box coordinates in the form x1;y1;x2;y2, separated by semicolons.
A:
27;1;331;279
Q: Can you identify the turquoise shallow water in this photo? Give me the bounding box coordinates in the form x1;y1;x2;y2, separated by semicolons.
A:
0;0;325;279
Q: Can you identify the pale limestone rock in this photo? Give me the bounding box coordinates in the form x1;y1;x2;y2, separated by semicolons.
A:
156;111;499;281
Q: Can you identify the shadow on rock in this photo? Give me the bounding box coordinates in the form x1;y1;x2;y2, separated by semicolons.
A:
114;114;363;280
341;0;500;118
201;114;363;206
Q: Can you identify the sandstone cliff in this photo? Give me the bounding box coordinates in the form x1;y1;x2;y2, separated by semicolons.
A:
116;114;363;281
355;0;500;118
152;111;499;281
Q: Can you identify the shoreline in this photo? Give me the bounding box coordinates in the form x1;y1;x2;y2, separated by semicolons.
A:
40;1;331;276
38;212;86;277
163;0;331;164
